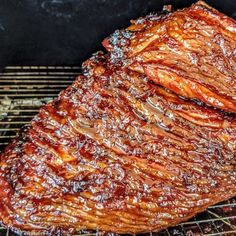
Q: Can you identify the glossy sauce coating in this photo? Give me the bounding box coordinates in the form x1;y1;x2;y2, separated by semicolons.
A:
0;1;236;235
103;1;236;113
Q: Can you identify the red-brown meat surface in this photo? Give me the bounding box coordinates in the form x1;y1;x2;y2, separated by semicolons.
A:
103;1;236;113
0;1;236;235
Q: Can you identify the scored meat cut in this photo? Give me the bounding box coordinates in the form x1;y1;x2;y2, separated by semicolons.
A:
1;52;235;235
0;1;235;235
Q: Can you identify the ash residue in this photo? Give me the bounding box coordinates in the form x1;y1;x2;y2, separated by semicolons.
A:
0;97;52;119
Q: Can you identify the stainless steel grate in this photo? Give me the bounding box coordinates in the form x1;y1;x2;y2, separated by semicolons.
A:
0;66;235;236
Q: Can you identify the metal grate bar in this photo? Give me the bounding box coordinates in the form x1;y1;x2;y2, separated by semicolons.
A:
5;66;81;69
180;216;236;225
0;76;75;79
0;80;73;83
208;210;236;230
0;122;30;126
0;85;68;88
0;66;235;236
1;89;65;92
205;232;236;236
0;94;60;97
2;72;79;75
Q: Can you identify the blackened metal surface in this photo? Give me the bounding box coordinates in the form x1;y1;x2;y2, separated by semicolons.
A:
0;0;235;70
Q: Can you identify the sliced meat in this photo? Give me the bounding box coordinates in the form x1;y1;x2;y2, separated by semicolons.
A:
0;51;235;234
103;1;236;113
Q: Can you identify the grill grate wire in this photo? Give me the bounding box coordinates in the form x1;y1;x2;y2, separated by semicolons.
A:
0;66;235;236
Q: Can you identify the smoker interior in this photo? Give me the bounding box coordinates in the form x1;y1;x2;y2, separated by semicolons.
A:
0;66;235;236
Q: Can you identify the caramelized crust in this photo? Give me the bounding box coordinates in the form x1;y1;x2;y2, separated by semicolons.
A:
103;1;236;113
0;1;236;235
0;52;235;234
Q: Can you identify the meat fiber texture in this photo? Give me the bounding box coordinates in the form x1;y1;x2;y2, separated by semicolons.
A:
0;1;235;235
103;1;236;113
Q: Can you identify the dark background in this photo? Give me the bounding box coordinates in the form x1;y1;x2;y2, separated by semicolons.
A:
0;0;235;70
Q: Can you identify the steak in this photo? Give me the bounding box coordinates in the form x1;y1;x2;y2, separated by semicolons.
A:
103;1;236;113
0;1;236;235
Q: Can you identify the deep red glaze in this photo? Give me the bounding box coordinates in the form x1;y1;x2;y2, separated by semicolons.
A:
0;1;236;235
103;1;236;113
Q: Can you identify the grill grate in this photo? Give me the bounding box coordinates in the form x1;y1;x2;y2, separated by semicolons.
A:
0;66;235;236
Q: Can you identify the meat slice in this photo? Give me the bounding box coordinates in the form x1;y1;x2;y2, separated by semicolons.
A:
103;1;236;113
0;51;235;234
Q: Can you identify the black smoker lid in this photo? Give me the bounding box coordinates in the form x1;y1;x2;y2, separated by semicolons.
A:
0;0;235;70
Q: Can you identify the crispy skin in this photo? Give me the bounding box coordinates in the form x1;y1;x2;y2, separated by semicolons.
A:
0;51;235;234
103;1;236;113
